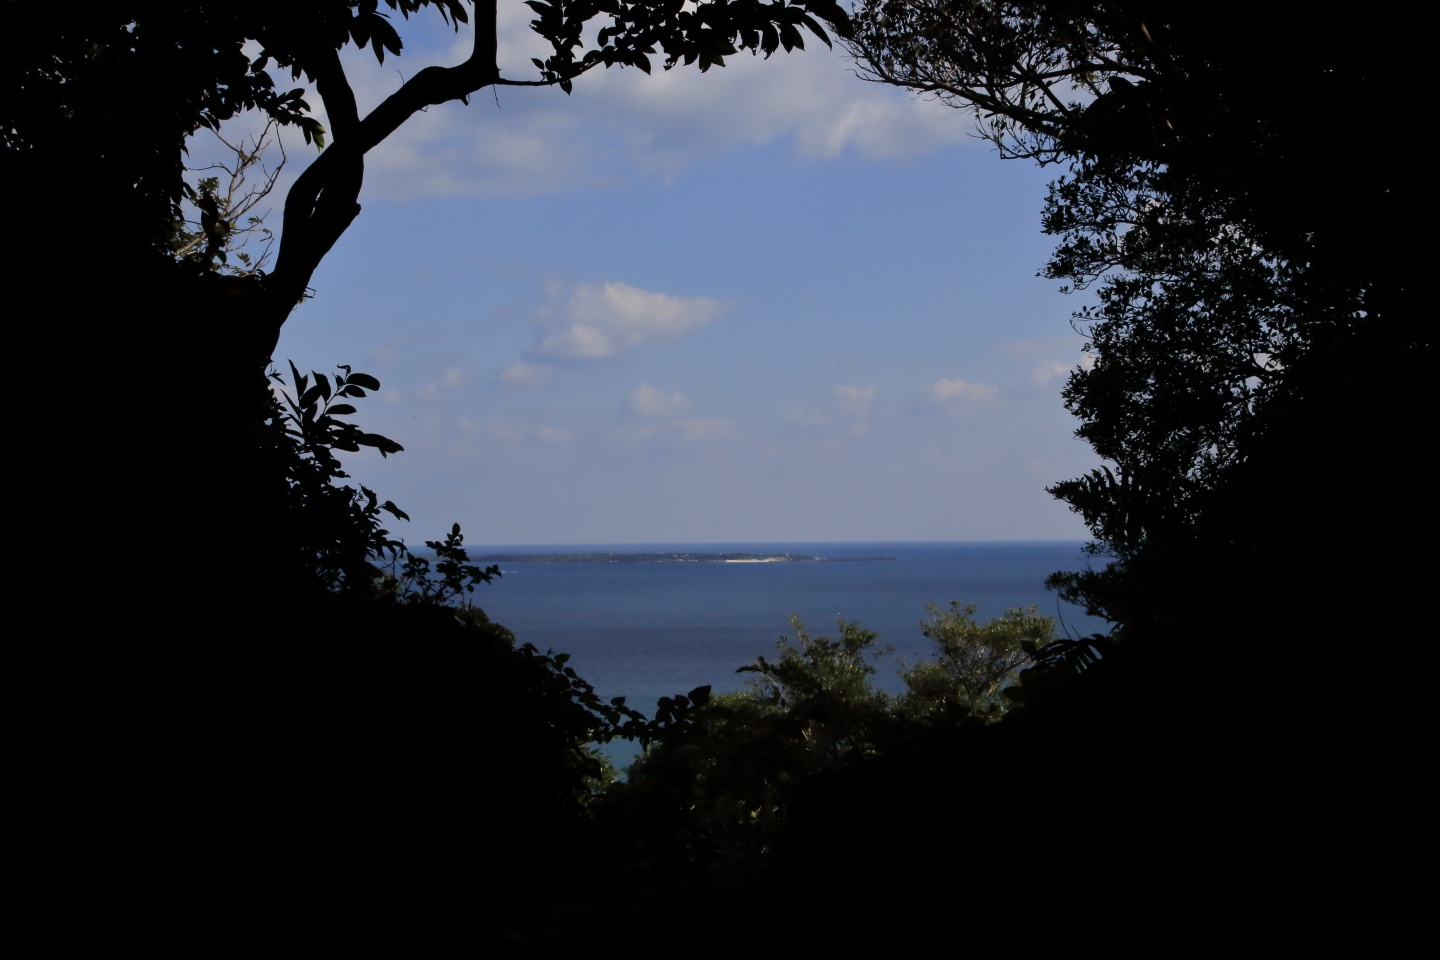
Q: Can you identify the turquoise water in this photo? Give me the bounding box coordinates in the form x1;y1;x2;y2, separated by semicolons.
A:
460;541;1109;768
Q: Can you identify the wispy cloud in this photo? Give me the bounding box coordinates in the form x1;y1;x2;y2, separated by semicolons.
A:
500;359;553;386
785;384;878;436
834;384;877;416
630;383;691;416
1029;361;1073;388
458;415;573;443
535;281;729;359
925;377;999;412
333;11;968;200
619;416;743;445
211;18;971;209
994;337;1092;392
835;384;877;435
416;366;466;399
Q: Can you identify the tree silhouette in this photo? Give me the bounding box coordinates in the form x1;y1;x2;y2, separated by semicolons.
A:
4;4;853;945
592;606;1058;905
8;0;857;669
762;3;1429;946
845;0;1423;639
10;0;851;372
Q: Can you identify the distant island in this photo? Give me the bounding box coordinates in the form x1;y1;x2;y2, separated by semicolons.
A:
470;552;896;564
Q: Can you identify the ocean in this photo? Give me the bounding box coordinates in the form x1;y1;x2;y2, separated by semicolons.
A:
460;541;1111;769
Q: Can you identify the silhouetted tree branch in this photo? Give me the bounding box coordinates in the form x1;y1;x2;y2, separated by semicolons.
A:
171;120;286;275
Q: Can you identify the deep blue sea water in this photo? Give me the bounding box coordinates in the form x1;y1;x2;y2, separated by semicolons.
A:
462;541;1110;768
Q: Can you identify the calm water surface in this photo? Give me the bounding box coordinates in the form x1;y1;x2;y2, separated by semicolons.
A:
463;541;1110;767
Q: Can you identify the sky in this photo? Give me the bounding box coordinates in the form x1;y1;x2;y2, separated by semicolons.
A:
202;6;1103;545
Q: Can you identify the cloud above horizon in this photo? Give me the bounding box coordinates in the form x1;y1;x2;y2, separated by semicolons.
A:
500;359;554;386
535;281;729;359
416;366;466;400
631;383;691;416
201;9;977;224
785;384;878;436
991;336;1096;392
925;377;999;412
327;6;970;199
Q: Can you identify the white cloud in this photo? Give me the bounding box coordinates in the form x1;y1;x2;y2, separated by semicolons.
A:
214;15;972;205
783;384;877;434
994;337;1092;390
416;366;466;399
926;377;1000;411
835;384;877;435
631;383;691;416
834;384;877;417
536;281;729;358
1030;361;1074;389
783;385;881;434
339;11;968;200
500;359;553;385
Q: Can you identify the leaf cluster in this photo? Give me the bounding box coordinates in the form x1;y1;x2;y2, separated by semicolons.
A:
845;2;1414;637
523;0;850;91
593;605;1061;891
1039;152;1363;572
249;1;470;96
896;602;1055;722
256;355;671;822
258;357;712;773
846;0;1132;162
262;361;410;592
5;3;330;253
6;1;850;268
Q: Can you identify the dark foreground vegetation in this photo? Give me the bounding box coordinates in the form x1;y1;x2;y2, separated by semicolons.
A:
8;0;1423;949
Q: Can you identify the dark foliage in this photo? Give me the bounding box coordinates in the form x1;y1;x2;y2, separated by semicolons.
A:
845;1;1424;636
6;8;857;943
591;607;1058;900
772;4;1431;945
11;1;1425;948
6;0;850;368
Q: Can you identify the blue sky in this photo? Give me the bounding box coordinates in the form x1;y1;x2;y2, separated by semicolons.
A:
209;7;1102;544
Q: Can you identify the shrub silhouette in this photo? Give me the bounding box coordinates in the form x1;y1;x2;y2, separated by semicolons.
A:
593;606;1059;899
